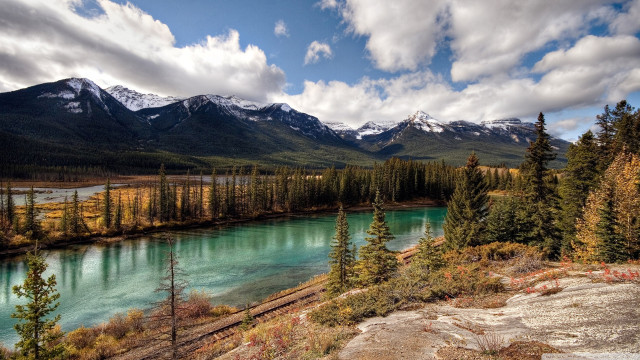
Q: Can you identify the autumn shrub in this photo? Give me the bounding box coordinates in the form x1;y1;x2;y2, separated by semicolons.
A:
209;304;237;319
103;313;129;340
125;308;145;333
92;334;118;359
66;326;99;350
180;290;213;319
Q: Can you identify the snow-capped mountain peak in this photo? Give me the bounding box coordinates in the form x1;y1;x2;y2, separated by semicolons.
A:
355;119;398;139
105;85;183;111
406;110;445;133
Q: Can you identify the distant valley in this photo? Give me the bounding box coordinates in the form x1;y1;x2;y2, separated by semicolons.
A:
0;78;569;174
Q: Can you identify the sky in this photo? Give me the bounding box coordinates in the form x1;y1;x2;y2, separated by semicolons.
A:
1;0;639;141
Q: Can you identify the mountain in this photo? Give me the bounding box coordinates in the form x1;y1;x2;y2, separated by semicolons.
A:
352;111;569;167
0;79;371;172
0;79;570;174
105;85;183;111
134;94;357;164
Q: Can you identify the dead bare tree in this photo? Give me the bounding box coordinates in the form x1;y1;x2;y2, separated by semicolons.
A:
151;234;188;360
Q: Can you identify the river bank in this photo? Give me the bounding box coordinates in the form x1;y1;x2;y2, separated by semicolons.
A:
0;198;444;258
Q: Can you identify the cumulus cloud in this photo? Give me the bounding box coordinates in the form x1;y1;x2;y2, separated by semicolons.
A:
332;0;622;81
275;34;640;129
304;41;333;65
547;117;594;139
610;0;640;35
0;0;285;99
338;0;448;72
274;20;289;37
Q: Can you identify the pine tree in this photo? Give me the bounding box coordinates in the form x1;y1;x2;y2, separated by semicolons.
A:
410;221;444;277
60;196;69;234
5;183;15;230
23;187;40;239
12;247;65;359
159;164;169;222
114;193;122;231
102;179;112;229
574;151;640;262
69;191;82;235
442;152;489;250
596;104;615;173
521;113;556;203
355;190;398;286
558;131;599;254
596;195;625;263
209;168;219;220
327;206;355;296
519;112;560;258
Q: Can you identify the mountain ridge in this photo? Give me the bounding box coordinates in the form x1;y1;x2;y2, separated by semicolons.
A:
0;78;570;173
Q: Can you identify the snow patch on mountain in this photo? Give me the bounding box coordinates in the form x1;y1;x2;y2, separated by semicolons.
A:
355;119;398;139
324;121;355;132
106;85;183;111
408;111;445;133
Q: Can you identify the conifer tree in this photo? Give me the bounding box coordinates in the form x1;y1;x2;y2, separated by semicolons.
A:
519;113;560;257
159;164;169;222
596;195;626;263
558;131;599;254
102;179;112;229
355;190;398;286
12;247;64;359
23;187;40;239
209;168;219;220
442;152;489;250
410;221;444;277
69;191;81;235
60;196;69;234
327;206;355;296
114;193;122;231
5;183;15;230
574;151;640;262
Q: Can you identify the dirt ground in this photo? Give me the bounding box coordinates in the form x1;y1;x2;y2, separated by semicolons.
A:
337;273;640;360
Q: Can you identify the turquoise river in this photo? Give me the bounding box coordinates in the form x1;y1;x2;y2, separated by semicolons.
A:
0;207;446;346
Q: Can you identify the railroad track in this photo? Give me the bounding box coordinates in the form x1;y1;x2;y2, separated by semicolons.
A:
112;282;325;360
113;244;436;359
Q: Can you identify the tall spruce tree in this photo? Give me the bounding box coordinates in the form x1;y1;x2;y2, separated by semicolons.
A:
355;190;398;286
5;183;15;230
23;187;40;239
519;113;560;258
558;131;600;254
102;179;112;229
12;247;64;359
442;152;489;250
327;206;355;296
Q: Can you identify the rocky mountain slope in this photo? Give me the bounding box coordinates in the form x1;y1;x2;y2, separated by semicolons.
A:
0;79;570;171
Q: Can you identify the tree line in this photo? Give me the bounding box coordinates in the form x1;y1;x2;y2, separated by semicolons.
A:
1;158;461;248
441;100;640;262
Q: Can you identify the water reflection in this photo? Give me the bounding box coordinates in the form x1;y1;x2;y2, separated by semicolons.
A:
0;207;446;346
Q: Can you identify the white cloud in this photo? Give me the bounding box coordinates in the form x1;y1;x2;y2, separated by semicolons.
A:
547;117;593;139
276;34;640;130
447;1;615;82
610;0;640;35
317;0;339;10
339;0;448;72
0;0;285;99
304;41;333;65
331;0;621;80
274;20;289;38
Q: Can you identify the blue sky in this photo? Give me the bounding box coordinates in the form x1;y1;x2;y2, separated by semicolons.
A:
1;0;639;141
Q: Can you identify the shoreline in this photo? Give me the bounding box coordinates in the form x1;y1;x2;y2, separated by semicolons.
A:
0;198;445;259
